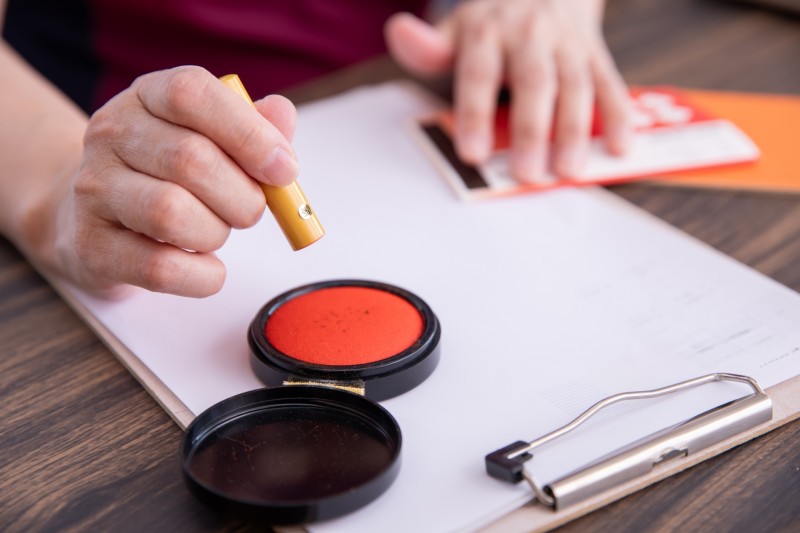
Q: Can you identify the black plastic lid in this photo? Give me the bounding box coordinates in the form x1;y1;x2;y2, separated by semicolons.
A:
248;279;441;401
181;386;402;525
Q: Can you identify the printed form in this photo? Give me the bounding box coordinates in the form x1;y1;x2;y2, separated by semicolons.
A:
68;83;800;533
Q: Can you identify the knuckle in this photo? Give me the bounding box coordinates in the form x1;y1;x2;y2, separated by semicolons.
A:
146;188;190;241
559;65;590;90
161;66;213;117
72;166;104;201
165;134;216;180
458;105;491;130
459;59;495;86
71;164;119;218
232;121;268;157
131;70;158;92
511;61;555;93
513;121;546;146
557;121;583;143
129;74;154;110
463;13;497;43
518;12;547;43
139;252;175;293
85;105;125;146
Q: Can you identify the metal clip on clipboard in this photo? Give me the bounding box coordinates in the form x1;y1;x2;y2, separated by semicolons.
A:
485;373;772;510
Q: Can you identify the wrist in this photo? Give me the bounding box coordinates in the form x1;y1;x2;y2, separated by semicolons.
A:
0;41;89;281
15;163;80;270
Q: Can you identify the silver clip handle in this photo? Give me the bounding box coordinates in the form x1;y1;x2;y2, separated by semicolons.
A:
485;373;772;509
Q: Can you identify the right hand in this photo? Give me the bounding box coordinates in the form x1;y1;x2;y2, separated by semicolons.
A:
386;0;632;182
55;66;299;297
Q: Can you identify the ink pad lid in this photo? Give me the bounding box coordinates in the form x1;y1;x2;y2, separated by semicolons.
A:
181;385;402;524
181;279;440;524
248;279;441;401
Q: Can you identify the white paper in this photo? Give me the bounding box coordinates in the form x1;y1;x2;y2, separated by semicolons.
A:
68;82;800;533
480;120;761;188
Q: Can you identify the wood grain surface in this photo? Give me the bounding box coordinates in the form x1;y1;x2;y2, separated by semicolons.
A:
1;0;799;531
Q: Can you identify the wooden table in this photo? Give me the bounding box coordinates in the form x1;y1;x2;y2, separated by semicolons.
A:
2;0;798;531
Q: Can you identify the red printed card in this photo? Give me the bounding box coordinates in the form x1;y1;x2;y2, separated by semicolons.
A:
416;87;760;201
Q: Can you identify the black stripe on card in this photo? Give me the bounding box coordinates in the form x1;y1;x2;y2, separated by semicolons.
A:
421;124;488;190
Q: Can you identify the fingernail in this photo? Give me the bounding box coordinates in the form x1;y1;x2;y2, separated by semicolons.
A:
554;146;585;178
511;150;546;183
262;146;299;186
458;132;491;163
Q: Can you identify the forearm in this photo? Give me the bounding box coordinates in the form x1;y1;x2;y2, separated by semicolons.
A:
0;40;87;271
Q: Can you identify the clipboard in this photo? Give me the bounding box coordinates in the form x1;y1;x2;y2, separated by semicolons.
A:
45;81;800;531
44;280;800;532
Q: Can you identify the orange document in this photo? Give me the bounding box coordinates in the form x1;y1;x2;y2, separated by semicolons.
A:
648;89;800;193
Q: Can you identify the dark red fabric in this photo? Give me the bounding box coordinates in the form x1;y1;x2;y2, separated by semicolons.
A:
89;0;426;109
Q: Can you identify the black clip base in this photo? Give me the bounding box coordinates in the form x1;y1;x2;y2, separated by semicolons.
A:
485;440;532;484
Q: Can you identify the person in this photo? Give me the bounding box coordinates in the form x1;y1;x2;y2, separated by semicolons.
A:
0;0;632;299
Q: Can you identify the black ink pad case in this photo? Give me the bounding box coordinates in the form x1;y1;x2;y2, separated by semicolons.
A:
180;279;441;524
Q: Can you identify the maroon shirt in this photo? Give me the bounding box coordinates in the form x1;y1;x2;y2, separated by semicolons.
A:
4;0;427;112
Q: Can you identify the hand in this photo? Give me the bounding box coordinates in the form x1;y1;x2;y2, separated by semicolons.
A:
51;66;299;297
385;0;632;181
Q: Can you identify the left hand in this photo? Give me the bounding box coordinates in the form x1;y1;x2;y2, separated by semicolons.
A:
385;0;632;182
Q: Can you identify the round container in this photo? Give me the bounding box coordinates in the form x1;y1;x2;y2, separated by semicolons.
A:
181;279;441;524
248;279;441;401
181;386;401;524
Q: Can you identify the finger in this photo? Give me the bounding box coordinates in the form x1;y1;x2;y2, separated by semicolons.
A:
254;94;297;142
507;24;557;183
92;104;266;230
592;46;633;155
134;66;299;186
385;12;455;76
99;166;232;253
79;225;227;297
552;46;594;177
453;13;504;164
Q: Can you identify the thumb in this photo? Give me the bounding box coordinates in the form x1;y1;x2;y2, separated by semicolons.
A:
385;12;455;76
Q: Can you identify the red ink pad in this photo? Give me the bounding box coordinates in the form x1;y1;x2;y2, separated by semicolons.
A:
181;279;440;525
264;286;424;366
249;279;441;401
